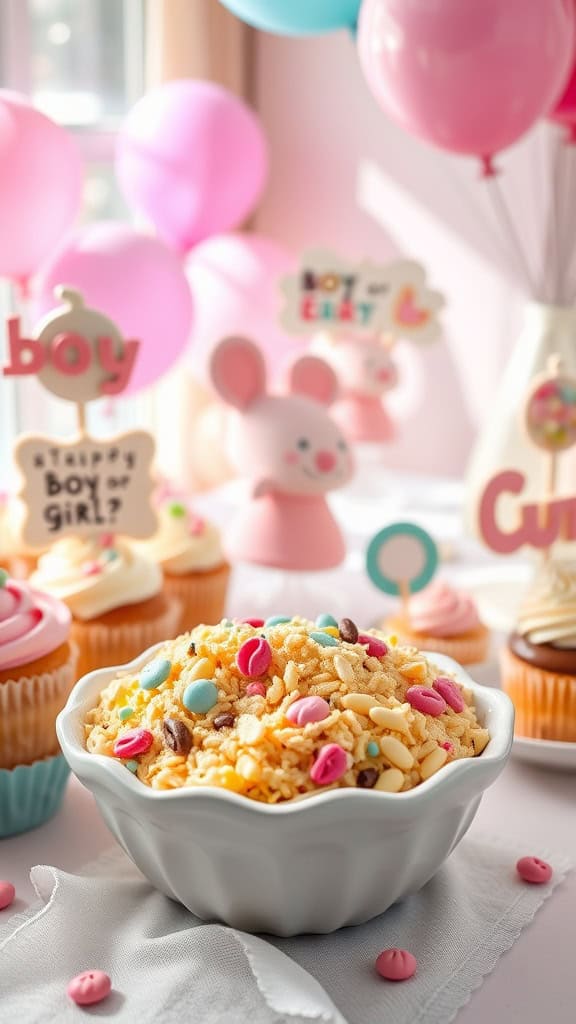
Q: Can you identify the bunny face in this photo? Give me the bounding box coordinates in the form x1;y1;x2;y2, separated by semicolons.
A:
210;337;354;497
326;337;398;397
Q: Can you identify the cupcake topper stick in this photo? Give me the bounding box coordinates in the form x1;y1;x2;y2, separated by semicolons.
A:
366;523;439;610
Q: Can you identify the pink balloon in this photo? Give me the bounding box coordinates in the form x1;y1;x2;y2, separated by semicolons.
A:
358;0;575;163
34;223;194;396
0;91;83;286
550;4;576;135
116;81;268;255
185;232;304;379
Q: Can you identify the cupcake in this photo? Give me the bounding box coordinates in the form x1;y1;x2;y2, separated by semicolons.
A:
31;536;181;679
500;560;576;742
384;580;490;666
84;615;489;802
134;495;230;633
0;568;76;835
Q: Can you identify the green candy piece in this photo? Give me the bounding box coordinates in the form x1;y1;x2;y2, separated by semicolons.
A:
265;615;292;627
126;760;139;773
367;741;379;757
309;631;339;648
315;613;338;628
0;568;8;589
119;707;133;721
169;502;187;518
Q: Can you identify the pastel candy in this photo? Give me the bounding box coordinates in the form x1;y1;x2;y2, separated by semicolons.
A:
265;615;291;626
310;743;348;785
246;681;267;697
237;636;272;678
140;658;171;690
367;740;379;757
119;706;133;721
516;856;552;884
67;970;112;1006
405;685;447;716
0;881;15;910
286;696;331;726
113;728;153;758
183;678;218;714
315;613;338;628
357;633;388;657
433;676;464;712
310;631;339;647
375;948;417;981
242;617;265;627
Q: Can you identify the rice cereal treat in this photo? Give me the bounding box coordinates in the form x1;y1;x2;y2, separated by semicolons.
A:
85;615;490;803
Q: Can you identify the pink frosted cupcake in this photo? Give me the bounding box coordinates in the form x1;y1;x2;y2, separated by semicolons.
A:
385;580;490;665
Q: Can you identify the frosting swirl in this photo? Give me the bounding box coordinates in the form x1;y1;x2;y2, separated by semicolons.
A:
0;574;71;671
408;580;480;637
135;498;224;575
517;560;576;648
31;537;162;621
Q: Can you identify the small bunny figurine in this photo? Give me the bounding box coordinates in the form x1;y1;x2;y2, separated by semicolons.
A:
210;336;354;570
316;333;399;443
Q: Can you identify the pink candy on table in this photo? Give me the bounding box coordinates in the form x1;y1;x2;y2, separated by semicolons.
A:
310;743;348;785
286;696;331;726
516;856;553;884
405;685;447;717
0;881;15;910
237;636;272;678
246;681;267;697
433;676;465;713
67;970;112;1006
113;728;154;759
375;948;417;982
357;633;388;658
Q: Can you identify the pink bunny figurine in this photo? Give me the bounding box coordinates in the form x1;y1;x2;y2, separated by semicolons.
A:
210;336;354;570
318;335;398;443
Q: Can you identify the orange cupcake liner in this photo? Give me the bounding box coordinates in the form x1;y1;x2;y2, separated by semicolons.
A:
0;647;78;770
384;617;490;666
164;563;230;633
500;645;576;742
72;597;181;680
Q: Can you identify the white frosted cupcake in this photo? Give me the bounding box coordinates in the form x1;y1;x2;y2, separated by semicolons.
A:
135;496;230;632
31;536;181;678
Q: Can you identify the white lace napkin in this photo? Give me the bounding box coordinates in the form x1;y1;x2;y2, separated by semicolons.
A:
0;835;570;1024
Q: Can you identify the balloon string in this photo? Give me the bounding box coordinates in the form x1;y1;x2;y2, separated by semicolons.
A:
484;174;536;296
547;133;563;303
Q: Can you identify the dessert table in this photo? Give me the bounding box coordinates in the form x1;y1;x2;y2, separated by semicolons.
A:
2;469;574;1023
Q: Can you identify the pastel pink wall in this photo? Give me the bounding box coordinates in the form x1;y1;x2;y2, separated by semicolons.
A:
253;30;537;476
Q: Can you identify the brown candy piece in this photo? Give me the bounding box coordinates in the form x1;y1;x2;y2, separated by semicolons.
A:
213;713;235;730
163;717;193;755
339;618;359;644
187;641;196;656
357;767;378;789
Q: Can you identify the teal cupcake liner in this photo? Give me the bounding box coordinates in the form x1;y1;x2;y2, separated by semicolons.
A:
0;754;70;838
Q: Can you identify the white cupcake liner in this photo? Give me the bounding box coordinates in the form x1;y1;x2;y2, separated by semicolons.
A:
0;648;78;770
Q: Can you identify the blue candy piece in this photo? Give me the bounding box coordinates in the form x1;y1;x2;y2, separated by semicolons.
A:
367;741;379;758
315;613;338;628
140;658;171;691
101;548;119;563
265;615;292;627
222;618;234;627
309;631;339;647
183;678;218;714
119;706;134;721
126;760;139;773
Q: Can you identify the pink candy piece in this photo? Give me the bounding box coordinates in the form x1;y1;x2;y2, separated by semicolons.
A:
67;970;112;1006
100;532;115;548
246;681;266;697
242;617;265;627
237;636;272;678
0;881;15;910
441;741;454;753
113;728;154;759
375;948;417;982
433;676;465;713
82;560;103;576
286;696;331;726
406;685;447;717
358;633;388;658
516;856;553;884
310;743;348;785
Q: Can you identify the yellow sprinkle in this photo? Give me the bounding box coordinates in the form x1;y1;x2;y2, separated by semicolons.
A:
321;626;339;637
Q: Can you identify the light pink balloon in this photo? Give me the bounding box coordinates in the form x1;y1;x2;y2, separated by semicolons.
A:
185;232;304;379
34;222;194;396
358;0;575;163
116;80;268;254
0;91;83;286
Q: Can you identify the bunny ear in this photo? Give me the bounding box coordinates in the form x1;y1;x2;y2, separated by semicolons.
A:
287;355;339;406
209;336;267;410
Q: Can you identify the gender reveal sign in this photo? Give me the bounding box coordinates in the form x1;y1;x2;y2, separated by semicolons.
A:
15;432;157;545
280;249;444;342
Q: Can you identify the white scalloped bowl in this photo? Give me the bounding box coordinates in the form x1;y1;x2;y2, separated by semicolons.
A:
57;646;514;936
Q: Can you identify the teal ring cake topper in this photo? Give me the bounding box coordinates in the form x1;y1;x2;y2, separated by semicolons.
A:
366;521;438;596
